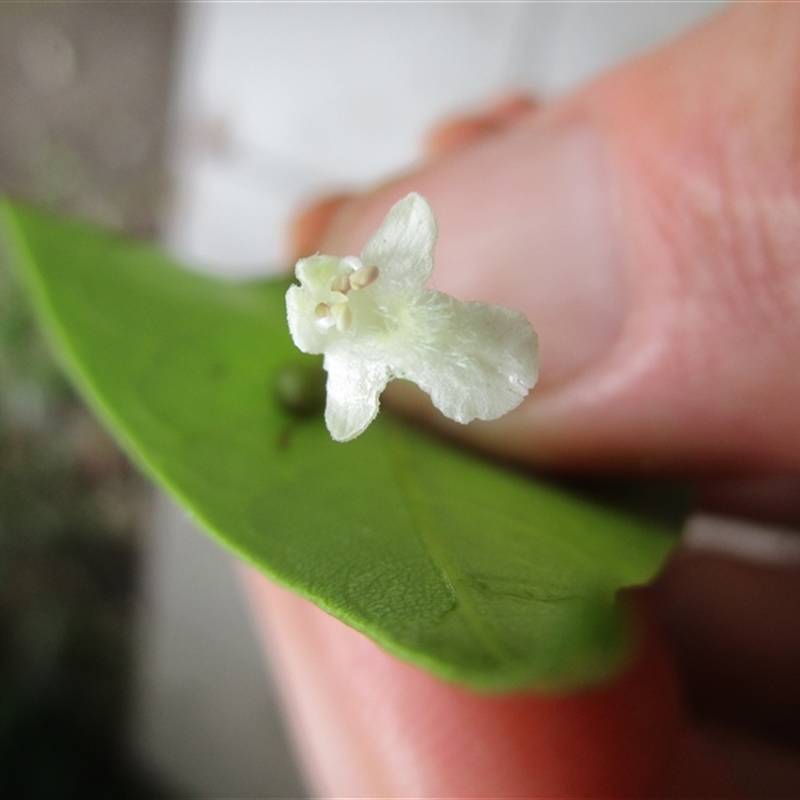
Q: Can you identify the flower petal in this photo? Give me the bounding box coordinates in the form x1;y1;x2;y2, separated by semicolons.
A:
295;254;343;289
394;295;538;424
323;347;390;442
286;191;539;442
360;193;437;289
286;283;325;354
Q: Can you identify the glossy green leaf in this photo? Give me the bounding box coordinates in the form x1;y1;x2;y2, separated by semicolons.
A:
1;200;684;690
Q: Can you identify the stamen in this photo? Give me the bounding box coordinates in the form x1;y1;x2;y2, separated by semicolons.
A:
314;302;336;332
350;264;379;290
330;273;351;294
330;302;352;332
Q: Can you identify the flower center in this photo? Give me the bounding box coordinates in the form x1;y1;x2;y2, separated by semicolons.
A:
314;260;380;333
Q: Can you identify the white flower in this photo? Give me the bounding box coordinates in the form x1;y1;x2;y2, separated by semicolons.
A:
286;192;538;442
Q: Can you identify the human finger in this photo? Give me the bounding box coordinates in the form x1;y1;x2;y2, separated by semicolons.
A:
315;4;800;474
422;94;539;158
242;570;721;798
256;5;800;797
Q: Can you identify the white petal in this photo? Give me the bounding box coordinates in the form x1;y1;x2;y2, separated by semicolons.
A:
324;348;390;442
295;254;342;288
286;283;326;354
360;193;437;289
287;254;351;354
394;294;538;424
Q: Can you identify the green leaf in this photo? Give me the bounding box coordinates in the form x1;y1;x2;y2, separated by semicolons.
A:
0;200;684;691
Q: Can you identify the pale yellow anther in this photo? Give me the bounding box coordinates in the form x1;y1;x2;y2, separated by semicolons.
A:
330;302;352;332
314;302;330;318
330;273;351;294
350;264;379;290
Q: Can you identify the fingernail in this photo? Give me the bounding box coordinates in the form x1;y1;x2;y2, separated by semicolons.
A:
530;123;627;386
437;121;627;388
321;122;627;389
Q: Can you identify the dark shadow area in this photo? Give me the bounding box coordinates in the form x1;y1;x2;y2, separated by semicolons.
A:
0;4;178;797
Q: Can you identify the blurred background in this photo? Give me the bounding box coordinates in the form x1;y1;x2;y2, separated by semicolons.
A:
0;3;723;798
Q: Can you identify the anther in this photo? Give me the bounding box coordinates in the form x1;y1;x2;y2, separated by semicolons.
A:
330;302;352;332
350;264;379;290
330;273;351;294
314;302;336;332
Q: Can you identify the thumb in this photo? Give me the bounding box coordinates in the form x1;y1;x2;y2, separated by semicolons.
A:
315;4;800;474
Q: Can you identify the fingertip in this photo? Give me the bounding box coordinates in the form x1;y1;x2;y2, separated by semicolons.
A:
486;92;540;122
423;93;538;158
424;117;505;158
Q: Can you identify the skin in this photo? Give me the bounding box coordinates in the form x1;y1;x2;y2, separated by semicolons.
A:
246;5;800;796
